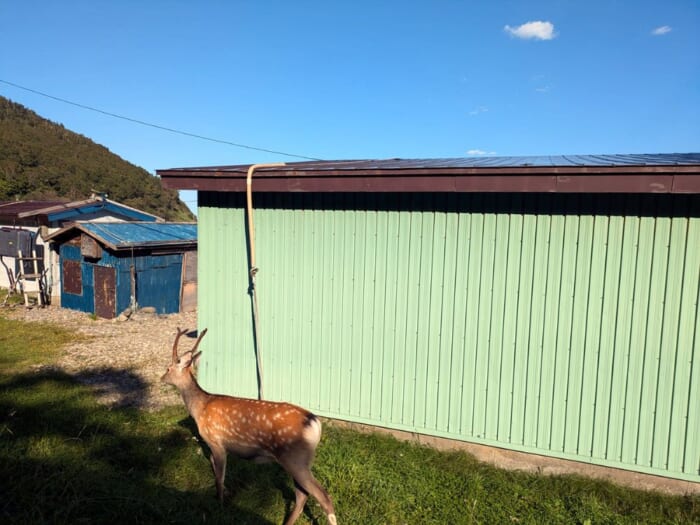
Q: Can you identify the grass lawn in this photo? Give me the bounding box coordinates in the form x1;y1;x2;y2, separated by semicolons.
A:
0;311;698;524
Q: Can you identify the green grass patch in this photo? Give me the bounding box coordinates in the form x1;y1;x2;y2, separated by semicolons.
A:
1;312;698;524
0;287;24;307
0;315;79;371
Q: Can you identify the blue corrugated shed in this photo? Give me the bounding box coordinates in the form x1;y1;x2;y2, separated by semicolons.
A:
46;222;197;317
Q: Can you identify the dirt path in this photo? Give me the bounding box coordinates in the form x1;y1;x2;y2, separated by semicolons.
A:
5;304;197;410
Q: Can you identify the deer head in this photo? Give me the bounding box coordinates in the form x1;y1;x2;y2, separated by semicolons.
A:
161;327;207;387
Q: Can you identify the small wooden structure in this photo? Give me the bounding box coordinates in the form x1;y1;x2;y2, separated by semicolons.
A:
45;222;197;318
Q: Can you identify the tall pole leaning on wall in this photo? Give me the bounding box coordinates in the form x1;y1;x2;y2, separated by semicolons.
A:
246;163;285;400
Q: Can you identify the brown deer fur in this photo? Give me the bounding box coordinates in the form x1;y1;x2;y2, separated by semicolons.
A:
161;328;337;525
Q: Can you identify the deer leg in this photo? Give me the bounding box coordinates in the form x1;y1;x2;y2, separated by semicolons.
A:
283;480;308;525
209;444;227;503
301;474;336;525
280;458;336;525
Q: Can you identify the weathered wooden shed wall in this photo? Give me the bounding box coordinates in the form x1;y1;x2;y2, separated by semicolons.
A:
196;191;699;482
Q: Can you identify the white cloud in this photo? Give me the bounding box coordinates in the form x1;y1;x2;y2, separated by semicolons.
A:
651;25;672;36
469;106;489;116
504;21;556;40
535;85;551;93
467;149;497;155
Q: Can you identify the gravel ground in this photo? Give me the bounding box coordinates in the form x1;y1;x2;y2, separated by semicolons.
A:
5;304;197;410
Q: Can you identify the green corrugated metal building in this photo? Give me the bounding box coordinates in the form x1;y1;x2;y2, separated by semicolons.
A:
159;154;700;482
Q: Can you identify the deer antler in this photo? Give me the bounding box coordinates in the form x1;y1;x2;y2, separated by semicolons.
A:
191;328;207;363
190;328;208;358
172;327;189;363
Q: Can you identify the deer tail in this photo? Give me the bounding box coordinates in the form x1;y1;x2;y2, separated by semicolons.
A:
301;413;322;448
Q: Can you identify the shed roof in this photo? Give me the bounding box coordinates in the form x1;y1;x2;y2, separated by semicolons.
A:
158;153;700;194
45;222;197;251
0;200;68;217
0;196;163;225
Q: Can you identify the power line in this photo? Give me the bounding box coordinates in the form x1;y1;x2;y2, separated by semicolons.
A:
0;79;322;161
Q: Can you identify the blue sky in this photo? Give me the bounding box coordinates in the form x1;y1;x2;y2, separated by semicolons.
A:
1;1;698;214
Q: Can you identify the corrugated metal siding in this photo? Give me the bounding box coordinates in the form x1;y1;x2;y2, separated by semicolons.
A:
133;253;183;314
59;244;94;313
197;192;700;481
164;152;700;172
77;222;197;249
59;242;184;315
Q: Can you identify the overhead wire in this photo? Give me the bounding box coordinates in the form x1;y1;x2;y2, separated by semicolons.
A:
0;79;322;161
1;79;303;389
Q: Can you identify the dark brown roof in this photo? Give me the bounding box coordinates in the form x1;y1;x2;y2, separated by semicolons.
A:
157;153;700;194
0;200;68;217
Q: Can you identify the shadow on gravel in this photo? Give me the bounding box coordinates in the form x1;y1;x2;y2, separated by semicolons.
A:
69;366;150;408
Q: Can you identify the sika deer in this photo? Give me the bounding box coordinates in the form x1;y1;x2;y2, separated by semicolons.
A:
161;328;337;525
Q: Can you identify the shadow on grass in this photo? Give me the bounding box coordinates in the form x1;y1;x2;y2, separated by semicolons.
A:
0;367;289;524
177;417;322;525
59;327;202;410
68;366;151;409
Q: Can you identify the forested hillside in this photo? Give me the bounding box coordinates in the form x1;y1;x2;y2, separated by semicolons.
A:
0;96;194;221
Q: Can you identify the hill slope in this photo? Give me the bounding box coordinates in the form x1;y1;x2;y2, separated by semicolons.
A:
0;96;194;221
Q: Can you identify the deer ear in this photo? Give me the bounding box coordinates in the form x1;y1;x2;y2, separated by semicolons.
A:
191;351;202;368
178;351;194;368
